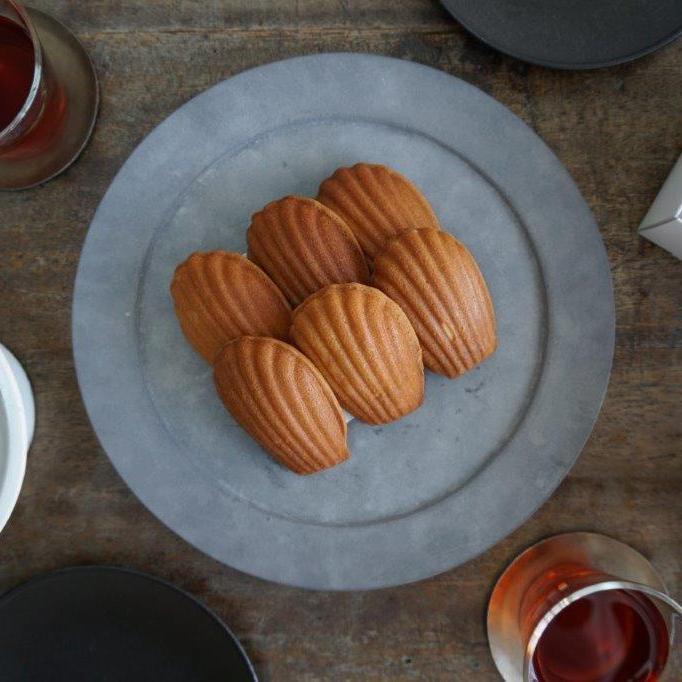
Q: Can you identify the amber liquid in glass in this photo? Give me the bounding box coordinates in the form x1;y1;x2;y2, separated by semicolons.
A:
531;589;669;682
0;14;34;130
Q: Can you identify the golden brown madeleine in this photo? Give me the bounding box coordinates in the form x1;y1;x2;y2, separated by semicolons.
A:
171;251;291;363
214;337;349;475
290;283;424;425
317;163;440;261
372;228;496;379
248;196;369;306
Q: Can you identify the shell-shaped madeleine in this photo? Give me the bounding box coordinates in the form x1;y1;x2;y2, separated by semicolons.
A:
171;251;291;363
317;163;440;261
248;196;369;306
214;337;349;475
290;283;424;425
372;228;497;379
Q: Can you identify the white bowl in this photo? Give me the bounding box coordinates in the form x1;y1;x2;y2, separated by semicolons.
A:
0;343;34;533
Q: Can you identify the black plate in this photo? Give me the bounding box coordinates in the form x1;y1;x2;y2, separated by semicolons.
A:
441;0;682;69
0;567;257;682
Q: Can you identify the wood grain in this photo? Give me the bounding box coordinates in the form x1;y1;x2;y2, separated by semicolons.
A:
0;2;680;679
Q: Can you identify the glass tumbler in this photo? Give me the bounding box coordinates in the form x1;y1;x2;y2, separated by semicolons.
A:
0;0;97;189
488;532;682;681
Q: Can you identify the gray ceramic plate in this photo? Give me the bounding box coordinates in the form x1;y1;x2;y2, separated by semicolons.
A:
441;0;682;70
73;54;614;590
0;567;257;681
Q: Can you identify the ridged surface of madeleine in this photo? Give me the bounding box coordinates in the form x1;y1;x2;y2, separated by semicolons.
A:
214;337;349;475
317;163;440;260
248;196;370;306
171;251;291;363
291;283;424;425
372;228;496;379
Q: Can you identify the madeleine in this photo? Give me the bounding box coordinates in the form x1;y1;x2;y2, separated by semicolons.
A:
248;195;369;306
291;283;424;425
171;251;291;363
373;228;496;378
317;163;439;260
214;336;349;475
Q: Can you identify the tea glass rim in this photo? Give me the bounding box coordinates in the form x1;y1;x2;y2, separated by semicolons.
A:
523;578;682;682
0;0;43;143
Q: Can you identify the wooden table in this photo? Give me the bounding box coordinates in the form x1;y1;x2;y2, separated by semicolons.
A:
2;2;681;679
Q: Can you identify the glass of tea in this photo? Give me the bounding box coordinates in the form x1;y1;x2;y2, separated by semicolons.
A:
0;0;97;189
488;532;682;682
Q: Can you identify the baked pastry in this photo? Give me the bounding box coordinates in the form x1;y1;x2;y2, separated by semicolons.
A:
290;283;424;424
372;228;496;378
171;251;291;363
214;336;349;475
248;195;369;306
317;163;440;261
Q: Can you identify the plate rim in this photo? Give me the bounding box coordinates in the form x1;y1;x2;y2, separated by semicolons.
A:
440;0;682;70
0;565;258;680
72;52;614;589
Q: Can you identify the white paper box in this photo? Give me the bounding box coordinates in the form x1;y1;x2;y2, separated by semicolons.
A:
638;154;682;260
0;343;34;534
